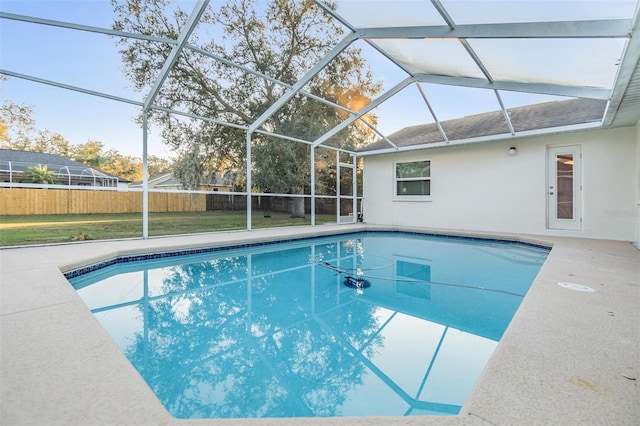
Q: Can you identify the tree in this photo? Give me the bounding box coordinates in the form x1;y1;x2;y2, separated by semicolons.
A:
0;99;73;157
0;102;35;148
101;149;144;182
71;141;150;182
1;80;76;156
147;154;173;177
0;76;32;146
172;143;206;190
72;140;109;169
115;241;385;417
1;79;175;183
21;165;59;184
112;0;381;217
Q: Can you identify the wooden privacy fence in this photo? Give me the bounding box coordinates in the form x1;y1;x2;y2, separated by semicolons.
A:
0;188;206;215
0;188;355;216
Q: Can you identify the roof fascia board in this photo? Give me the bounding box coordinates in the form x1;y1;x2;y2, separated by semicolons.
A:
0;69;144;106
247;31;359;134
603;10;640;127
148;173;173;184
358;121;603;157
312;76;417;147
143;0;209;111
0;12;178;44
414;73;611;99
358;19;633;39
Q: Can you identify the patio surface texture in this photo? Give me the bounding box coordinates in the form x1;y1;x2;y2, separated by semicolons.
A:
1;224;638;425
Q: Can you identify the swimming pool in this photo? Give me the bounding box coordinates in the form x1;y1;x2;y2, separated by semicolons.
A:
67;231;549;419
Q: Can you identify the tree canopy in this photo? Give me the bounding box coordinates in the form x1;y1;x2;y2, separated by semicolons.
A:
113;0;381;216
0;92;173;182
21;165;59;184
108;241;386;417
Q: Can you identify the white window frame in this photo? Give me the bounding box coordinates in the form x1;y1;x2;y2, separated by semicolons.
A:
393;255;432;300
393;159;432;201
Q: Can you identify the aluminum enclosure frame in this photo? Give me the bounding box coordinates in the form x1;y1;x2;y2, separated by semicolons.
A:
1;0;639;238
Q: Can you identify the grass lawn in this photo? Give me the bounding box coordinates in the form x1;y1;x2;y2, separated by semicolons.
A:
0;211;337;246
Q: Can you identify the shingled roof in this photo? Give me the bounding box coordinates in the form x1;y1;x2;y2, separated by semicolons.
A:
359;98;608;153
1;149;85;170
0;149;128;183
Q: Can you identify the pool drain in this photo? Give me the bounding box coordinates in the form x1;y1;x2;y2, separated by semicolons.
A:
557;282;595;292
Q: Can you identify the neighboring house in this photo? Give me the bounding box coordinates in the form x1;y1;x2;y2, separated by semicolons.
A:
130;172;234;192
359;98;638;242
0;149;130;190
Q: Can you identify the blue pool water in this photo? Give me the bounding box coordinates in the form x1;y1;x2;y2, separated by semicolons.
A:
68;231;549;419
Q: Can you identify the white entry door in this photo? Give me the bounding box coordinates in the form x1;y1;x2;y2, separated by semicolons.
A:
547;145;582;230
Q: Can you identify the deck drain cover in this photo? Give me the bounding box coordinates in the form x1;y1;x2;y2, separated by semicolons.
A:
557;282;595;292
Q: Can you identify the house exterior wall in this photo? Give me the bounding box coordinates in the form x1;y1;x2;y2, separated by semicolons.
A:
635;123;640;247
362;126;638;241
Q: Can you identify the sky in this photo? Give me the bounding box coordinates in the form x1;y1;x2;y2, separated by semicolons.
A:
1;0;625;159
1;0;172;158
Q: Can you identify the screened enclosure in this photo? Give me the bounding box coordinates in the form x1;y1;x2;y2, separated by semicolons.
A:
1;0;638;240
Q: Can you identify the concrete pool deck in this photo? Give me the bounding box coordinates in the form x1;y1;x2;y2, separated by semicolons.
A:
1;224;638;425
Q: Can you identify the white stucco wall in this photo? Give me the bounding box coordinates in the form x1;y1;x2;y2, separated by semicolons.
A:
362;126;638;241
635;123;640;247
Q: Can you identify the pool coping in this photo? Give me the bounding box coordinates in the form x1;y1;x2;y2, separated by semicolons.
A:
61;228;552;280
1;224;639;425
